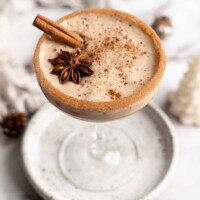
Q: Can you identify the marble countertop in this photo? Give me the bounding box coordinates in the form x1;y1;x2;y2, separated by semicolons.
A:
1;1;200;199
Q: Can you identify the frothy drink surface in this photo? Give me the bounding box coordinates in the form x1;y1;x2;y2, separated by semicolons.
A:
39;12;156;102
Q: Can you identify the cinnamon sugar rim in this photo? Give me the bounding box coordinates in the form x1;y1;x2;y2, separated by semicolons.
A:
34;9;166;112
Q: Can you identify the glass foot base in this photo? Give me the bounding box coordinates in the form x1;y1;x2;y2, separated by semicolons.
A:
22;104;175;200
59;125;139;192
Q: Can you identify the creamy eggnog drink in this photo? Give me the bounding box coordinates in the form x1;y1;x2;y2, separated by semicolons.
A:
34;9;166;121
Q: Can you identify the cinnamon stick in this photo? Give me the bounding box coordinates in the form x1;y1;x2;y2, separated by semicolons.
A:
33;14;84;49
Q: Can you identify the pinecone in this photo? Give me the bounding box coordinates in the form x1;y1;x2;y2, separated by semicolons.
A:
0;112;28;137
152;16;173;39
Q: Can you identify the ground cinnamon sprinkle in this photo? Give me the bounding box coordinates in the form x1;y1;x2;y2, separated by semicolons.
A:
77;25;147;98
108;89;122;100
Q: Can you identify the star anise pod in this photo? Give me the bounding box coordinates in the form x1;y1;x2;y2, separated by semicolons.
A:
48;49;93;84
0;112;28;138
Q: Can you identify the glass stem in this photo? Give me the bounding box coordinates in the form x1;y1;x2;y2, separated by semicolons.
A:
90;124;107;159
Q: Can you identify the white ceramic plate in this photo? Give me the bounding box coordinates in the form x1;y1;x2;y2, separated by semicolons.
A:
22;103;176;200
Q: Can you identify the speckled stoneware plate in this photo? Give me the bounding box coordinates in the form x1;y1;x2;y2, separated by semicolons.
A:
22;103;176;200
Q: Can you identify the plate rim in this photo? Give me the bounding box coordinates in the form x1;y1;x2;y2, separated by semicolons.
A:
21;102;177;200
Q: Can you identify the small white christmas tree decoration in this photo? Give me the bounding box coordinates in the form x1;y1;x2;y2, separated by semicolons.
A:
169;55;200;126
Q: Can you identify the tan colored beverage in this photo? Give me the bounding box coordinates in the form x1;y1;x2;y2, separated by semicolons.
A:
34;9;166;121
